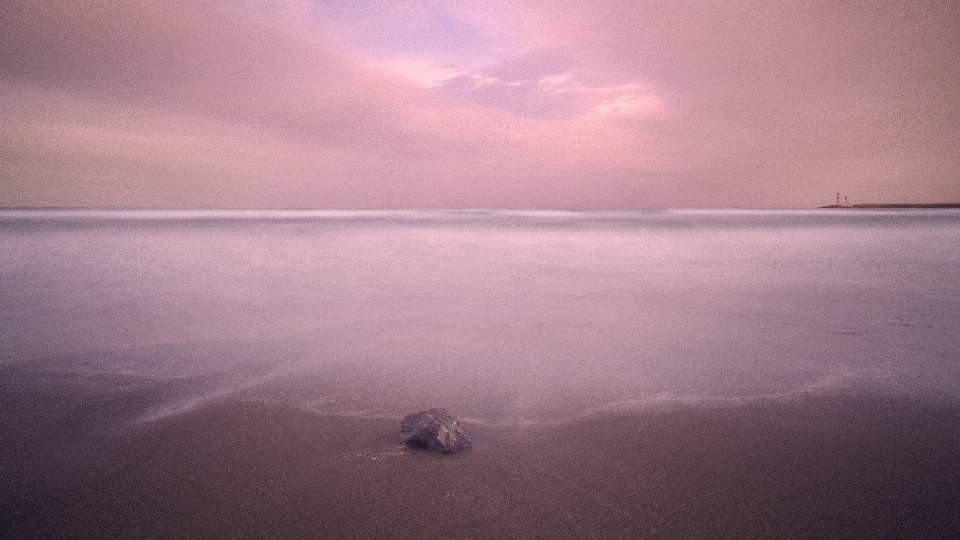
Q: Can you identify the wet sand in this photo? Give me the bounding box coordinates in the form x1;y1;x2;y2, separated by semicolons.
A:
2;369;959;539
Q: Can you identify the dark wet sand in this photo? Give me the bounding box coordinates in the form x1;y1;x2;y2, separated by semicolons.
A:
2;370;959;539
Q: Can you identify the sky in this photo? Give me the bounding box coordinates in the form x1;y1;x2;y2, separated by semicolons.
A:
1;0;958;208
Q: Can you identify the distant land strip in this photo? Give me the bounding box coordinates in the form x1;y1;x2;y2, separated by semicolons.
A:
819;203;960;209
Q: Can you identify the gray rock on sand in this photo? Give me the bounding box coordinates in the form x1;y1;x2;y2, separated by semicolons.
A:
400;408;472;453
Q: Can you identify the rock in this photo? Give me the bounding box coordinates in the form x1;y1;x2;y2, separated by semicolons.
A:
400;408;472;453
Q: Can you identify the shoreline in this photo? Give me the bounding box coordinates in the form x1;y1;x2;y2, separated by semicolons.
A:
3;369;959;538
819;203;960;209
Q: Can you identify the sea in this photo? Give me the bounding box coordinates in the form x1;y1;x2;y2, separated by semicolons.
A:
2;208;958;424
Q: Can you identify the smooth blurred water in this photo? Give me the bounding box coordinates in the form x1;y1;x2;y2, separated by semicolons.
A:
2;209;959;422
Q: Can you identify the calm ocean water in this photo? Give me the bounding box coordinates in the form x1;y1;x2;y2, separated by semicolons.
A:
2;209;959;422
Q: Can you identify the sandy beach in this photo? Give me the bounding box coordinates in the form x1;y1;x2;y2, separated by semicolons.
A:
3;367;958;539
3;209;959;538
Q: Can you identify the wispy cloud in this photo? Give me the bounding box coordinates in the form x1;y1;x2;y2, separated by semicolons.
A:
433;48;665;120
1;0;958;208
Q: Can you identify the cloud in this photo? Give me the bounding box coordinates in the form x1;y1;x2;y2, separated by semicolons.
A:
0;0;669;208
0;0;407;205
433;48;665;121
1;0;409;143
1;0;958;208
525;0;960;205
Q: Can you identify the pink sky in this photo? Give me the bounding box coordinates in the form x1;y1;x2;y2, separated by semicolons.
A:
1;0;958;208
